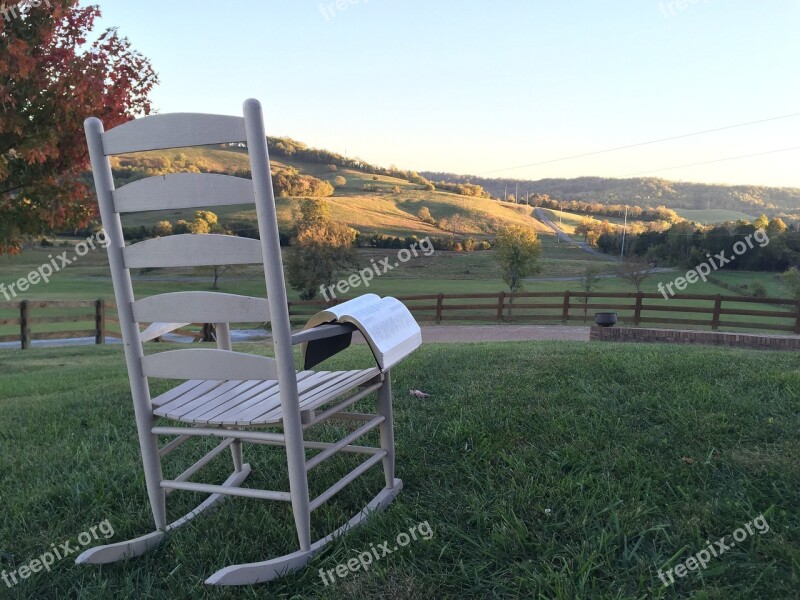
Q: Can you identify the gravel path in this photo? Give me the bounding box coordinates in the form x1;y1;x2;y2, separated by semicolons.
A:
353;324;590;344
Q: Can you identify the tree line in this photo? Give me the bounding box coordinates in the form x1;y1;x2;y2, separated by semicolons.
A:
597;215;798;272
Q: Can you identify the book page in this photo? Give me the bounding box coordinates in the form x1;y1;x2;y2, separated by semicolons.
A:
301;293;381;331
320;294;382;321
301;294;420;370
339;297;421;369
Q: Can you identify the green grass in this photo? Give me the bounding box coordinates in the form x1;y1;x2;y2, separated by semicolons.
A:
675;209;756;224
0;342;798;598
707;271;788;297
3;240;797;338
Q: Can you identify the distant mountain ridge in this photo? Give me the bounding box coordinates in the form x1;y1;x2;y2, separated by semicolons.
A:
419;173;800;219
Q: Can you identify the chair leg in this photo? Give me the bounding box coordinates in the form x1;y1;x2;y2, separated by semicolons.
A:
230;439;243;472
377;373;396;488
138;420;167;530
282;404;312;552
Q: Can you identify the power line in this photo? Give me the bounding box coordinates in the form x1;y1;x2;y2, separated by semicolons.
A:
479;112;800;176
625;146;800;177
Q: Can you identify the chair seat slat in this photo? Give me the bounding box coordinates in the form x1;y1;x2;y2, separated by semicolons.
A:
150;380;206;408
177;380;265;421
245;369;380;425
226;371;331;425
160;380;250;419
153;380;227;411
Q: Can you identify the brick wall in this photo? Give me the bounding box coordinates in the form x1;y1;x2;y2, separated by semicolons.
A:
590;326;800;351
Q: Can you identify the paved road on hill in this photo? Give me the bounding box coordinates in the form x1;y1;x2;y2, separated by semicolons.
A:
533;207;619;262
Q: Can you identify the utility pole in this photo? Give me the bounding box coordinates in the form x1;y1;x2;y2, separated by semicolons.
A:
557;202;562;244
620;205;628;259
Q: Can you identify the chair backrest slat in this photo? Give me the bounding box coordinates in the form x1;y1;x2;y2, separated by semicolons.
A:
132;292;270;324
123;234;263;269
114;173;254;213
102;113;246;155
141;349;279;380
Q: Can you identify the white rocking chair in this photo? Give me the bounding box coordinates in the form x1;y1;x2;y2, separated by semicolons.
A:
78;99;406;585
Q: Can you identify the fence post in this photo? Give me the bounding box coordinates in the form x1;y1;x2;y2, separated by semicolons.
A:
634;291;643;326
435;293;443;324
20;300;30;350
795;300;800;334
496;291;506;322
95;299;106;345
561;291;570;324
711;295;722;331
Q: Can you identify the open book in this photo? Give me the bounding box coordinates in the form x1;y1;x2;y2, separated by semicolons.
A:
301;294;421;371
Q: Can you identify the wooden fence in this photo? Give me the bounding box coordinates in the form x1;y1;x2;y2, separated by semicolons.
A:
1;291;798;349
0;300;106;350
289;291;800;334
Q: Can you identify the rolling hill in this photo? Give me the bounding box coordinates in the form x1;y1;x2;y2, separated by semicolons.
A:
113;146;555;239
110;138;791;244
420;172;800;220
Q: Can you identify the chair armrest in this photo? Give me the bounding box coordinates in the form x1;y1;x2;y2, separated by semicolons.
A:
291;323;356;345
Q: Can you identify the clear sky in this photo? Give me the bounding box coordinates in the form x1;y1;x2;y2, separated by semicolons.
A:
96;0;800;188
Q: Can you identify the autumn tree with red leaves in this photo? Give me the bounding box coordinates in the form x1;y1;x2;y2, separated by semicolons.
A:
0;1;158;253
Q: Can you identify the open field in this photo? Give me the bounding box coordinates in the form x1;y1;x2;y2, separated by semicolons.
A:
0;342;797;598
675;208;756;224
3;236;798;338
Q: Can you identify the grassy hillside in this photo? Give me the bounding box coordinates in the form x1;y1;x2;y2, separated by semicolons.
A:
422;173;800;219
114;147;552;239
675;208;755;224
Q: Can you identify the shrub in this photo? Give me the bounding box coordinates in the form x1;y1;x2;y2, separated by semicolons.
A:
417;206;436;225
751;281;768;297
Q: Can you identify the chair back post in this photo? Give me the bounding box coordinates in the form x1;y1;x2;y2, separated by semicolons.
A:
243;99;311;550
84;116;167;529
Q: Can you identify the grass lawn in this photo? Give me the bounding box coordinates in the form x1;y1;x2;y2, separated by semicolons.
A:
0;342;798;598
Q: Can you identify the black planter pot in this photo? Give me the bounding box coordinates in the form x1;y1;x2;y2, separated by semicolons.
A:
594;312;617;327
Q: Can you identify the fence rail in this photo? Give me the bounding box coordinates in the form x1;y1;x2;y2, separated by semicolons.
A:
290;291;800;334
1;291;798;349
